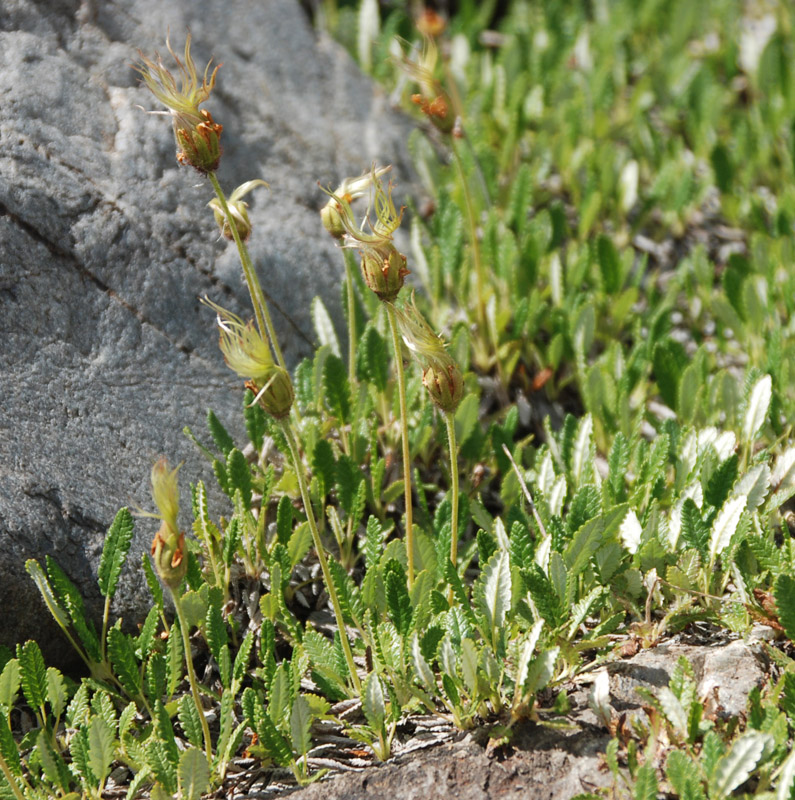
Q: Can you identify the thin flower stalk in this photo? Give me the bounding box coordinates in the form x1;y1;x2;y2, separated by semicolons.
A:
143;459;213;762
451;139;487;333
136;35;222;174
207;172;287;373
171;591;213;764
386;303;415;587
444;411;460;577
278;419;362;694
343;247;359;390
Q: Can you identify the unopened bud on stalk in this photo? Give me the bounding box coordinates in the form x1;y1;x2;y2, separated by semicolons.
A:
148;458;187;589
416;8;446;37
208;180;268;241
202;298;294;418
137;34;223;173
399;37;455;134
321;166;410;301
361;244;410;302
394;292;464;413
320;166;392;240
422;360;464;413
245;369;294;419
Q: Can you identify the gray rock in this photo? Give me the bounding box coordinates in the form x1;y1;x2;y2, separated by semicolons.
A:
280;640;767;800
286;727;612;800
605;639;767;720
0;0;414;665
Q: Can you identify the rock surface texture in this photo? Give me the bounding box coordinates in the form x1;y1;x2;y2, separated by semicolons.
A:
272;638;769;800
0;0;413;663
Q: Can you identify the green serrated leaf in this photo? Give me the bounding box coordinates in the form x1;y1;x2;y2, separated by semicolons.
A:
37;727;72;792
46;666;67;719
178;748;210;800
207;409;235;456
97;507;134;600
564;505;628;579
336;454;363;516
358;324;389;391
136;606;160;661
653;338;688;410
523;564;564;627
509;520;534;571
226;448;252;509
142;553;164;612
288;522;313;569
362;672;386;733
290;695;313;757
243;387;267;451
384;560;412;637
233;630;255;690
45;557;102;664
775;574;795;642
153;700;179;770
711;731;772;798
145;653;167;705
312;438;336;500
597;234;621;294
107;621;141;698
205;592;227;663
0;660;20;713
634;763;659;800
0;713;20;776
705;454;739;510
323;353;351;425
269;663;293;731
477;550;512;640
87;714;115;785
66;682;90;729
177;694;203;748
25;559;70;631
71;726;96;788
167;620;184;698
17;640;47;711
365;516;387;573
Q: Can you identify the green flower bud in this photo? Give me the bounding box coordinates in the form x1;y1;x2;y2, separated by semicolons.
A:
320;200;348;239
246;367;294;419
137;35;224;173
151;523;187;590
208;180;268;241
147;459;187;590
394;291;464;412
361;245;410;302
423;361;464;413
175;109;223;173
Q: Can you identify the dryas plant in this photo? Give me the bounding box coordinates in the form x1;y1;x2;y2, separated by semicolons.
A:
3;6;795;799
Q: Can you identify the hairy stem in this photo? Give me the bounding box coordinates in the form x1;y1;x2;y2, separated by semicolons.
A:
344;248;358;390
171;591;213;764
451;139;486;332
207;171;287;372
444;411;460;571
386;302;415;587
278;419;362;694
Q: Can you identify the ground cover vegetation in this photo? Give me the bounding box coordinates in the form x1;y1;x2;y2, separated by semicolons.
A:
3;0;795;797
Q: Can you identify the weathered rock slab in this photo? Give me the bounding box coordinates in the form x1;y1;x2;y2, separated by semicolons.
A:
277;639;770;800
